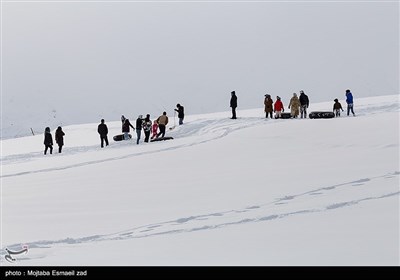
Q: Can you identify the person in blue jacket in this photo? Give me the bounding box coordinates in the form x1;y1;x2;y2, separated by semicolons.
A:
345;89;355;116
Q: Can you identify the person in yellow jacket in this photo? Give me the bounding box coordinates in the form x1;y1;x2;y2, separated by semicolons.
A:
288;93;301;118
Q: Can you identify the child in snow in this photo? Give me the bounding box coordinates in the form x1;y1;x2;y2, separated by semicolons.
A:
151;120;159;139
274;96;284;119
44;127;53;155
333;99;344;117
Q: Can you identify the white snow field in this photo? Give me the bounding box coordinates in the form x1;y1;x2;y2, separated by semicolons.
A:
0;95;399;266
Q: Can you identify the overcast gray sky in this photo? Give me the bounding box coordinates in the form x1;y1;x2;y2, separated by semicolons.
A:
2;1;399;131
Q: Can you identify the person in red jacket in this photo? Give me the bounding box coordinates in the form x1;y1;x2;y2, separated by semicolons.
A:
274;96;284;119
151;120;159;140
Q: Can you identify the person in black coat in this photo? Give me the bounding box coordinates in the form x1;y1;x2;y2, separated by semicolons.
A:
230;91;237;119
121;115;126;131
122;119;135;140
97;119;109;148
55;126;65;153
43;127;53;155
174;104;185;125
299;90;310;119
136;115;144;145
142;114;152;143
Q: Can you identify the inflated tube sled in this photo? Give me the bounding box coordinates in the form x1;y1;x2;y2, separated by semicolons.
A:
280;113;292;119
113;134;132;141
150;136;174;142
309;112;335;119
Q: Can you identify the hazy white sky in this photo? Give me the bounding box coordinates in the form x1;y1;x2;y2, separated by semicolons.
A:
2;1;399;129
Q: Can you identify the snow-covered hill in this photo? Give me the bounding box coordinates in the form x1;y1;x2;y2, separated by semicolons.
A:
1;95;399;265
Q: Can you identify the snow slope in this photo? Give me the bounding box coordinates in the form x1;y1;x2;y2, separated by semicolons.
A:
1;95;399;265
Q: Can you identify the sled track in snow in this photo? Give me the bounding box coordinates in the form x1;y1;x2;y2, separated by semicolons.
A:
0;117;267;178
1;171;398;263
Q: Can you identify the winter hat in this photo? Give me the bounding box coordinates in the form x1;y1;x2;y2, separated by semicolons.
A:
334;99;338;102
231;91;235;94
346;89;350;93
293;93;297;97
277;96;281;100
300;90;304;94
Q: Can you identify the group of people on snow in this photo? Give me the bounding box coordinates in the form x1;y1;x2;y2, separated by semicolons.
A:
331;90;355;117
262;90;310;119
97;104;184;149
43;103;185;154
232;89;355;120
43;126;65;155
43;89;355;154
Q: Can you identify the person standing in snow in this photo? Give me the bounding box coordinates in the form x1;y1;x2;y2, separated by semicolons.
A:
156;111;169;138
143;114;152;143
43;127;53;155
122;118;135;140
55;126;65;153
299;90;309;118
121;115;126;131
151;120;159;140
274;96;284;119
345;89;355;116
174;104;185;125
136;115;144;145
288;93;301;118
264;94;273;118
98;119;109;148
333;99;344;117
230;91;237;119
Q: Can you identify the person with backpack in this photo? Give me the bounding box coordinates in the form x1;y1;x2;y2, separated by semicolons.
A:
299;90;309;118
264;94;273;118
43;127;53;155
156;111;169;138
174;104;185;125
345;89;355;116
55;126;65;153
143;114;152;143
97;119;109;148
333;99;344;117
